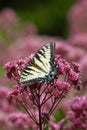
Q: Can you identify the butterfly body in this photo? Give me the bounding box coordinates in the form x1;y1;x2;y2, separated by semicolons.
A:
19;42;58;86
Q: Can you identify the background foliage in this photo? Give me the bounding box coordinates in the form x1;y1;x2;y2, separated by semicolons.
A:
0;0;76;37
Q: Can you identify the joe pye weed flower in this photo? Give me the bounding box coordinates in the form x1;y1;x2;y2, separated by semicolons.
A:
4;47;81;130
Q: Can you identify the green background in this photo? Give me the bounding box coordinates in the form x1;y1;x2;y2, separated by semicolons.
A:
0;0;76;38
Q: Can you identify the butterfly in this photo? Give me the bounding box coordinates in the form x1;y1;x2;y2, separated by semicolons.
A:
19;42;58;86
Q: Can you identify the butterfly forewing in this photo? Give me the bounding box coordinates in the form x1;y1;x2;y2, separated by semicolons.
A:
19;42;55;85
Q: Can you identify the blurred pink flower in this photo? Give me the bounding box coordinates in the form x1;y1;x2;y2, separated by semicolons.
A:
8;36;85;63
0;86;18;130
0;86;17;113
71;96;87;112
23;23;38;36
8;35;60;60
49;96;87;130
68;0;87;34
68;33;87;51
79;55;87;88
0;8;19;40
56;41;85;62
8;112;37;130
0;75;10;86
0;8;19;29
67;96;87;130
0;42;11;86
49;119;65;130
0;42;9;65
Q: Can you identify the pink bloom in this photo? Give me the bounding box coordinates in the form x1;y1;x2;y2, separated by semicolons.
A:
0;8;19;26
68;33;87;51
5;52;81;129
0;86;16;113
71;96;87;112
8;35;60;60
66;96;87;130
50;96;87;130
23;23;38;35
8;112;37;129
49;119;65;130
0;86;20;130
4;61;20;82
68;0;87;34
4;54;34;83
79;55;87;88
0;42;9;65
0;8;19;40
56;41;85;62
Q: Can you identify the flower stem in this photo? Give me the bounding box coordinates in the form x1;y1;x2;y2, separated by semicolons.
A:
38;92;42;130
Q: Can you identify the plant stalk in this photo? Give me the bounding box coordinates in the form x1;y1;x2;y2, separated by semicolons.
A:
38;93;42;130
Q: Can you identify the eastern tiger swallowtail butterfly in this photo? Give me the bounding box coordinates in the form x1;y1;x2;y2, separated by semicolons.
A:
19;42;58;86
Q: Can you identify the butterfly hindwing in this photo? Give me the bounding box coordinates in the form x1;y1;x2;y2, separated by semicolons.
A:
19;42;55;85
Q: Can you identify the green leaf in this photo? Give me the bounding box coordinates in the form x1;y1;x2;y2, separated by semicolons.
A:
0;65;5;76
44;124;49;130
54;108;66;123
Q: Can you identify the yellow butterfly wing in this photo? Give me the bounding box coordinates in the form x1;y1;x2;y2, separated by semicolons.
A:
19;42;55;86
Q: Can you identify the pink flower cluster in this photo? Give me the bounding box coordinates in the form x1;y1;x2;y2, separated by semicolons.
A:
0;86;15;130
4;53;81;129
68;0;87;34
67;95;87;130
67;0;87;89
8;112;37;130
49;95;87;130
4;54;34;82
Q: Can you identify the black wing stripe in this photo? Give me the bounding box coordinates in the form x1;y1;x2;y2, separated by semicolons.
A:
24;67;35;72
50;42;55;62
35;53;46;67
39;50;46;58
35;53;42;62
41;48;45;52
